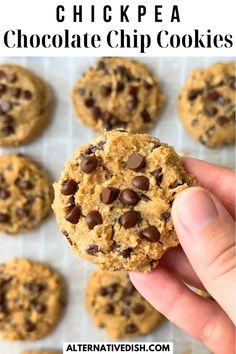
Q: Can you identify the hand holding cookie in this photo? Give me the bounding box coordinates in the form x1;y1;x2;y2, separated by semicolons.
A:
130;158;235;353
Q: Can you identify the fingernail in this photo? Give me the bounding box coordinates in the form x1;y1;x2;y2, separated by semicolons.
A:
174;188;218;233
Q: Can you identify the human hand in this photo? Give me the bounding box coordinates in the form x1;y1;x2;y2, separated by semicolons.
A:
130;157;235;354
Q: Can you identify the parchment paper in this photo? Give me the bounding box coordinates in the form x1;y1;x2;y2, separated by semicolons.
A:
0;56;234;354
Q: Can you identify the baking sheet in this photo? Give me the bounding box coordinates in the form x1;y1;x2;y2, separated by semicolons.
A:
0;56;235;354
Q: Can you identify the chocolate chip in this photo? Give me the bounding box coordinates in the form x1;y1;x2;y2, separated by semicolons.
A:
125;323;138;334
86;245;99;255
1;126;14;136
21;90;32;100
143;80;152;89
188;89;202;100
116;81;125;92
119;211;140;229
228;76;236;90
121;309;130;317
61;179;77;195
115;66;127;76
10;87;21;98
67;196;75;208
77;87;85;96
127;98;138;110
169;181;182;189
66;206;81;224
161;211;171;221
16;207;28;218
140;194;151;202
133;303;145;315
207;90;220;102
84;97;94;108
191;119;198;127
0;101;12;113
105;283;118;296
0;84;6;95
16;179;33;190
100;84;112;97
140;108;151;122
101;110;112;123
7;73;17;83
100;187;119;204
217;116;228;126
99;287;108;296
91;106;101;120
0;189;10;199
124;283;135;296
24;282;45;294
128;86;138;97
34;303;46;313
25;319;35;332
80;156;98;173
152;167;163;186
97;61;107;71
104;303;114;314
205;106;218;117
120;189;139;206
132;176;149;191
122;296;131;305
121;248;132;258
86;210;103;229
126;154;146;171
0;114;14;125
151;141;161;151
86;141;105;154
140;226;160;242
0;213;9;223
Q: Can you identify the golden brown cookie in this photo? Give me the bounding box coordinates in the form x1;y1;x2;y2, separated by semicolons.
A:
0;258;65;340
0;64;52;147
178;62;235;148
72;57;164;133
0;154;52;235
86;270;163;339
53;131;197;272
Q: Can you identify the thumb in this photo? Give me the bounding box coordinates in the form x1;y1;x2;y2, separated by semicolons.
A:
172;187;235;323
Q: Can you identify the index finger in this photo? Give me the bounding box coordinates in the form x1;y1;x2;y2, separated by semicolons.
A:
182;157;235;217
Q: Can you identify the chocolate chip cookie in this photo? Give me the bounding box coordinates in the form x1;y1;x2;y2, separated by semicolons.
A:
0;258;65;340
178;62;235;148
0;64;52;147
0;154;52;235
53;131;197;272
86;270;163;339
72;57;164;133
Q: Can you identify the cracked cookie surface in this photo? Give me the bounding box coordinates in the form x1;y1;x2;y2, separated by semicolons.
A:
0;64;52;147
0;154;52;235
0;258;65;340
178;62;235;148
53;131;197;272
86;270;163;339
72;57;164;133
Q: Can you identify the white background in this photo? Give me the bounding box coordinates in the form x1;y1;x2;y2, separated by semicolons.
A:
0;0;235;56
0;56;234;354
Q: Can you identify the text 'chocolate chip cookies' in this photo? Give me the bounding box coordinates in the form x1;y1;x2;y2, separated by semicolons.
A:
0;258;65;340
72;58;164;133
0;64;52;147
0;154;53;235
86;270;164;339
178;62;235;148
53;131;197;272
